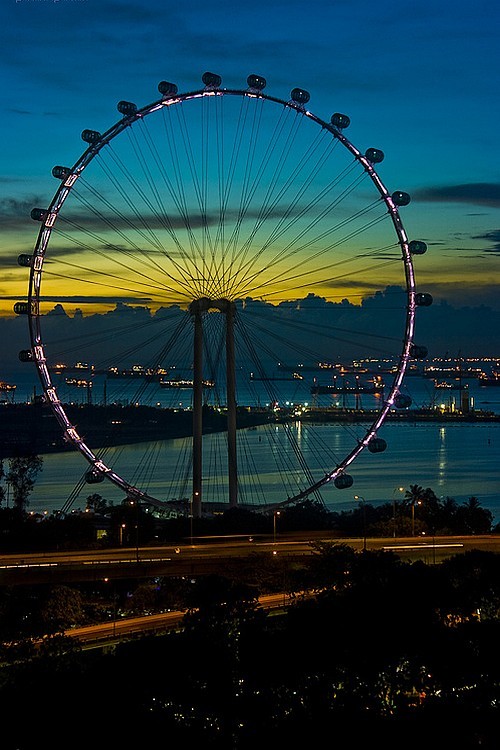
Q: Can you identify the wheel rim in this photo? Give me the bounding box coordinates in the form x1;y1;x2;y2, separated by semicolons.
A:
21;74;424;514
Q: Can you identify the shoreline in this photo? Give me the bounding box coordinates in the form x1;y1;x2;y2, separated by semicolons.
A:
1;401;499;458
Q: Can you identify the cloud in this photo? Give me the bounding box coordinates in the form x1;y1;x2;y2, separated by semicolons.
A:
413;183;500;208
0;197;46;232
473;229;500;254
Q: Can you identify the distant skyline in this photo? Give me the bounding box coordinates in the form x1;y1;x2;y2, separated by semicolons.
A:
1;0;499;331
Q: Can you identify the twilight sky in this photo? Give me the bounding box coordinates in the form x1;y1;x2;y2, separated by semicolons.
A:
1;0;499;349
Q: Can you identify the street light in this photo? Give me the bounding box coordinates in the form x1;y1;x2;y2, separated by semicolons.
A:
411;499;422;536
354;495;366;551
273;510;281;546
129;499;140;563
190;492;199;546
392;486;405;538
119;523;126;546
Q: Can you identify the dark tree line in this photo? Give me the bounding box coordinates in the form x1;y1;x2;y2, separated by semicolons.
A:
1;544;500;749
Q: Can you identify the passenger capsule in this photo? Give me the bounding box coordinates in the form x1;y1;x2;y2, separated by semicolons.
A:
18;254;32;267
415;292;433;307
365;147;384;164
52;165;71;179
392;191;411;206
81;129;102;144
247;74;266;90
330;112;350;129
158;81;178;96
290;88;310;105
13;302;29;315
117;100;137;116
202;71;222;88
410;344;428;360
393;393;412;409
19;349;34;362
409;240;427;255
30;208;47;222
367;437;387;453
85;469;105;484
334;473;354;489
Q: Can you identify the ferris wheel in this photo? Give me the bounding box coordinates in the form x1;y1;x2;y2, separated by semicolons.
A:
16;72;432;516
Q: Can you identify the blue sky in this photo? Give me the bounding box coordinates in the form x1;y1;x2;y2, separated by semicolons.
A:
1;0;499;514
1;0;499;318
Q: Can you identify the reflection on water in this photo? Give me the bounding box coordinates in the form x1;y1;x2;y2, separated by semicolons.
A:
5;369;500;523
25;421;500;524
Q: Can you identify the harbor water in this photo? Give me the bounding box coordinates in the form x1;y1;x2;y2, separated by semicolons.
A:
3;370;500;524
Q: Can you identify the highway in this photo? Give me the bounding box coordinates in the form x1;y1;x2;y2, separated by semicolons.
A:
63;591;292;648
1;532;500;586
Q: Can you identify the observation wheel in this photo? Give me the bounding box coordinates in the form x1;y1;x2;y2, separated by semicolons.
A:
16;72;432;517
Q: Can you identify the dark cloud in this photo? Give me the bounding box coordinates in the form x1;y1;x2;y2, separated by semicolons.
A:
413;183;500;208
473;229;500;254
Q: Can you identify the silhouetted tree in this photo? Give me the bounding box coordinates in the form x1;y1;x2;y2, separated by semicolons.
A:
4;455;43;513
40;585;85;633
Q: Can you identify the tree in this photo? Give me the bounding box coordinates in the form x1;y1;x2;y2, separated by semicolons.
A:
39;585;86;633
85;493;108;514
5;455;43;513
0;460;6;505
456;497;493;535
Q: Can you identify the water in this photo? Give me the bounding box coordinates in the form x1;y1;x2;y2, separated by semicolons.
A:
4;370;500;524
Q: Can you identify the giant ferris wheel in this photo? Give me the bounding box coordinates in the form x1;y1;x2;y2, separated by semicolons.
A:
16;72;431;516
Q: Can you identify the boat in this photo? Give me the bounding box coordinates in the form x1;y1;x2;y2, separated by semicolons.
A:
106;365;168;380
479;372;500;387
250;371;303;381
65;378;93;388
433;380;468;391
0;381;16;392
310;378;385;395
159;379;214;389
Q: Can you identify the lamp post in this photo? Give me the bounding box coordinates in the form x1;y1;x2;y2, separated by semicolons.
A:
392;486;405;538
190;491;199;546
119;523;126;547
354;495;366;551
273;510;281;546
411;499;422;536
130;499;140;563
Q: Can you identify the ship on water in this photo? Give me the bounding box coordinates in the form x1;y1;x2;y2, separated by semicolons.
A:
310;376;385;396
0;381;16;392
479;373;500;386
159;378;215;389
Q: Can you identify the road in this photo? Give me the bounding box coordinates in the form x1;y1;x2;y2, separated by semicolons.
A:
63;591;292;648
1;532;500;586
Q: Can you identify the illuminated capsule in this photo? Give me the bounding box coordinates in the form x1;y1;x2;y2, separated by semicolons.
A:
409;240;427;255
291;88;310;104
30;208;47;221
158;81;178;96
81;129;102;144
19;349;34;362
410;344;428;360
416;292;433;307
247;74;266;90
334;473;354;489
52;165;71;179
392;191;411;206
18;254;32;267
85;469;105;484
394;393;412;409
330;112;350;129
365;147;384;164
202;71;222;87
13;302;29;315
117;100;137;116
367;437;387;453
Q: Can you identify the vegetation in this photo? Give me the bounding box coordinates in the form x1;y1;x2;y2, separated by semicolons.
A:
1;544;500;748
0;467;497;553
